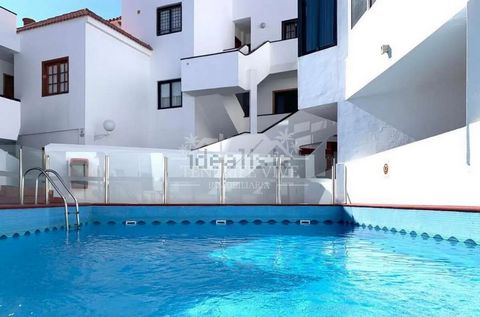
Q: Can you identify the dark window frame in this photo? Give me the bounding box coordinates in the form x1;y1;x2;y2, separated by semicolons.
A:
158;79;182;110
272;88;298;115
42;57;69;97
156;3;182;36
298;0;338;57
282;19;298;40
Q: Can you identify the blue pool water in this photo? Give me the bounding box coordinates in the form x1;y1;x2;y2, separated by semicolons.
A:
0;222;479;317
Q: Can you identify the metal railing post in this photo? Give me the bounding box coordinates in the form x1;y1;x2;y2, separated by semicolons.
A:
344;164;348;204
332;158;336;205
44;152;50;204
276;155;282;205
104;155;110;204
19;147;24;205
220;156;226;204
163;156;168;204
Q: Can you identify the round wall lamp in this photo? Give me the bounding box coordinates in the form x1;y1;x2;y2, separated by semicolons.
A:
94;120;116;141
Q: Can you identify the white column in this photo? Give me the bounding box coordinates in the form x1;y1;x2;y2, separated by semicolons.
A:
467;0;480;125
467;0;480;165
249;70;258;134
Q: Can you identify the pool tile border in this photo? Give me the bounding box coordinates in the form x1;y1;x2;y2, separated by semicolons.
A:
343;206;480;247
0;205;479;248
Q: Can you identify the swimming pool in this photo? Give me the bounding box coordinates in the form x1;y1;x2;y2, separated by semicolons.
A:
0;206;479;316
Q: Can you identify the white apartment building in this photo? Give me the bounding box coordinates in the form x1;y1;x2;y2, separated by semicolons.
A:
294;0;480;206
0;1;309;151
1;0;480;206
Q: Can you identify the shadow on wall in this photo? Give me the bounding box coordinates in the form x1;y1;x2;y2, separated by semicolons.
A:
342;12;467;161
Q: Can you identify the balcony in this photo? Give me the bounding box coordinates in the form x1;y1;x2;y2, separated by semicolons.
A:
0;6;20;52
181;39;297;96
346;0;467;98
0;96;20;140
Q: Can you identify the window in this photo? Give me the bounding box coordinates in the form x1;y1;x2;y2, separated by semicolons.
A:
158;79;182;109
299;0;337;56
157;4;182;36
282;19;298;40
273;89;298;114
42;57;69;97
351;0;376;28
235;92;250;117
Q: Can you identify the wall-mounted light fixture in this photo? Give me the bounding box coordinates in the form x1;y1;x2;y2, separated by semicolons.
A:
94;120;116;141
383;163;389;175
381;44;392;58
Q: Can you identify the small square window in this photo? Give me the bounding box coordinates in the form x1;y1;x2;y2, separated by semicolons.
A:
158;79;182;109
42;57;69;97
157;4;182;36
282;19;298;40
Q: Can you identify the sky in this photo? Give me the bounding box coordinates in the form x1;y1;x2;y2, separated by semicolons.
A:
0;0;121;25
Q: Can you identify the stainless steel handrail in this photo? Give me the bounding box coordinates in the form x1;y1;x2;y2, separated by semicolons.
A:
22;168;73;229
44;169;80;228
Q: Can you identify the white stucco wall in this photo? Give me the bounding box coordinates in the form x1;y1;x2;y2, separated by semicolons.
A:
339;79;466;162
338;121;480;207
346;0;468;98
339;0;467;163
15;18;87;146
122;0;195;78
233;0;297;48
194;94;239;145
298;0;348;109
122;0;196;149
83;18;152;148
194;0;234;55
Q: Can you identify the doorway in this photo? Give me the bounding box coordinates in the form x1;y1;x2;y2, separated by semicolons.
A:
3;74;14;99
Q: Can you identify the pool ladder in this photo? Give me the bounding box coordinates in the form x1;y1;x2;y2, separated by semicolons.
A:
21;167;80;231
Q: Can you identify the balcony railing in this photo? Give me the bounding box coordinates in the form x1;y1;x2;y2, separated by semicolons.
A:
181;39;298;95
0;95;20;102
